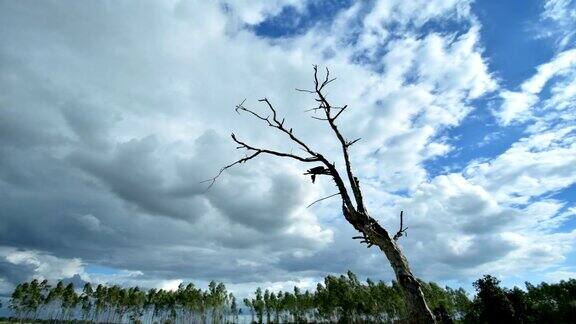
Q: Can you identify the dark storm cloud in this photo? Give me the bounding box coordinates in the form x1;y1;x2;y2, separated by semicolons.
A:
0;260;36;290
69;136;208;222
206;172;304;232
0;109;66;149
0;104;328;291
61;101;119;150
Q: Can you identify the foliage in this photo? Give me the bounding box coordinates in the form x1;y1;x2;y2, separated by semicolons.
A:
9;279;236;323
465;275;576;324
6;272;576;323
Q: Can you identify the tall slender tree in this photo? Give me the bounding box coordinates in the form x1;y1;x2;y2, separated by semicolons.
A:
207;66;436;323
80;282;93;321
244;297;255;323
229;293;239;323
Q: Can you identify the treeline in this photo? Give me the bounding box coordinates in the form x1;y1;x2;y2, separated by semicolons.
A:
8;279;238;323
242;271;469;323
243;272;576;323
6;271;576;323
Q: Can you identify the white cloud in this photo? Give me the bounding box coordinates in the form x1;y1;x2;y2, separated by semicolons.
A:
545;267;576;282
541;0;576;48
359;0;472;50
159;279;184;291
496;47;576;125
1;248;86;284
464;125;576;204
346;26;496;191
498;91;539;125
379;169;576;280
221;0;308;25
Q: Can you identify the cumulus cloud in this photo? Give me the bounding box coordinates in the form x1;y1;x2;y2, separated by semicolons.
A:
0;248;86;293
464;126;576;203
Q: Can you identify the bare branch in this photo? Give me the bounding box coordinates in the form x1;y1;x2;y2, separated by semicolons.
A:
306;192;340;208
234;99;320;160
313;65;320;89
318;67;337;91
303;107;324;113
346;138;361;147
201;150;262;191
202;133;321;190
332;105;348;121
352;233;374;248
258;98;279;122
235;100;273;126
231;134;317;163
324;77;337;87
393;210;408;241
312;68;366;213
295;88;315;94
235;99;246;114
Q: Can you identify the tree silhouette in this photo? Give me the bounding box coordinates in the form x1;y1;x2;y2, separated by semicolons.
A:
207;66;436;323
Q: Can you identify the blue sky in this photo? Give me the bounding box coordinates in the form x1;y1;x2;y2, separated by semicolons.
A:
1;0;576;301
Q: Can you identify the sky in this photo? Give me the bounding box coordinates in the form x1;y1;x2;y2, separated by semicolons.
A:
1;0;576;302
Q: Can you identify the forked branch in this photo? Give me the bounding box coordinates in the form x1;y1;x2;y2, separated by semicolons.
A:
204;67;363;212
310;65;366;213
235;98;318;158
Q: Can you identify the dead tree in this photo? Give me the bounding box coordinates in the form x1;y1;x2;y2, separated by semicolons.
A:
206;66;436;323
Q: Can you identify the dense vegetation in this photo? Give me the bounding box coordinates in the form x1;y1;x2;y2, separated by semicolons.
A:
242;272;576;323
7;280;237;323
5;271;575;323
241;271;469;323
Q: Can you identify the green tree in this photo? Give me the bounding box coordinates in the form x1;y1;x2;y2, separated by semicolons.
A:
470;275;517;324
253;287;265;323
244;297;255;323
229;293;239;323
80;282;93;320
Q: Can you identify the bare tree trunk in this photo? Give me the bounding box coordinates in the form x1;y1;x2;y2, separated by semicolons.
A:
344;207;435;324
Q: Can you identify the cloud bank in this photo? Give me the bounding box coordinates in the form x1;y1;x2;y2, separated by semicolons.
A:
1;0;575;298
